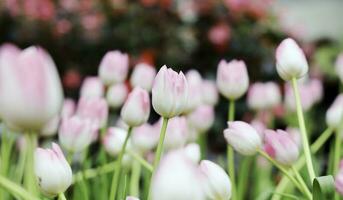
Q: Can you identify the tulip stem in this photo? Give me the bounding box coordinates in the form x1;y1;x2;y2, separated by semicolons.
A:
333;129;341;175
227;99;237;200
109;126;133;200
127;150;153;172
257;150;311;199
291;78;316;181
272;127;334;200
0;174;41;200
24;133;38;196
130;160;141;196
0;129;15;199
291;166;312;198
147;117;169;200
59;193;67;200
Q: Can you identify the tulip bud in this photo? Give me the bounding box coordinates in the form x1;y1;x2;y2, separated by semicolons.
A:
0;46;63;131
326;94;343;128
126;196;140;200
284;82;317;112
34;143;72;197
335;160;343;195
103;127;128;156
286;127;302;148
120;87;150;127
187;105;214;133
61;98;76;119
131;124;159;153
80;76;104;98
98;50;129;85
76;97;108;128
152;65;188;118
224;121;262;155
247;82;281;110
151;151;206;200
106;83;128;109
275;38;308;80
184;70;203;113
130;63;156;91
58;116;98;152
202;80;218;106
335;53;343;83
250;119;266;139
199;160;231;200
41;115;60;137
216;59;249;100
264;129;299;165
156;117;188;150
183;143;201;163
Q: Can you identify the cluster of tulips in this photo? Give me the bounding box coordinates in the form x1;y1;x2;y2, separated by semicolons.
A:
0;37;342;200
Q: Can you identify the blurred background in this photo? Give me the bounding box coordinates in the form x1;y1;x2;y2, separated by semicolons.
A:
1;0;343;152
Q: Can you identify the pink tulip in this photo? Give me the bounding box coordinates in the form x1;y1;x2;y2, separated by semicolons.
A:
58;116;98;152
152;65;188;118
126;197;140;200
216;59;249;100
247;82;281;110
130;63;156;91
286;127;302;148
187;105;214;133
264;129;299;165
250;119;266;139
275;38;308;80
34;143;72;197
121;87;150;127
61;98;76;119
131;123;159;153
98;50;129;85
183;143;201;164
106;83;128;109
158;116;189;150
184;70;203;113
0;46;63;131
284;81;318;112
202;80;218;106
224;121;262;155
41;115;60;137
326;94;343;128
80;76;104;98
103;127;129;156
335;53;343;83
76;97;108;128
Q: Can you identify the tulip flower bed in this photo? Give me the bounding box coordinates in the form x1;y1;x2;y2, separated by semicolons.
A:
0;36;343;200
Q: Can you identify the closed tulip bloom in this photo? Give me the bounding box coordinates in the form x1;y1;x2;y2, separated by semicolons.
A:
326;94;343;128
224;121;262;155
121;87;150;127
151;151;205;200
216;59;249;100
152;65;188;118
103;127;128;156
335;53;343;83
131;124;159;153
98;50;129;85
250;119;266;139
335;160;343;195
187;105;214;133
183;143;201;163
80;76;104;98
106;83;128;109
286;127;302;148
41;115;60;137
0;46;63;131
247;82;281;110
202;80;218;106
275;38;308;80
184;70;203;113
130;63;156;91
199;160;231;200
34;143;72;197
157;116;188;149
126;197;140;200
76;97;108;128
264;129;299;165
284;82;316;112
58;116;98;152
61;98;76;119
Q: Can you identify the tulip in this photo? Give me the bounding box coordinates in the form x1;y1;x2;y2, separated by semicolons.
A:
216;59;249;100
275;38;308;80
286;127;302;148
187;105;214;133
121;87;150;127
151;151;206;200
284;81;318;112
152;65;188;118
184;70;203;113
106;83;128;109
76;97;108;128
202;80;218;106
130;63;156;91
0;46;63;131
126;196;140;200
335;53;343;83
224;121;262;155
41;115;60;137
156;117;188;150
131;124;159;153
34;143;72;197
335;160;343;195
250;119;266;139
264;129;299;165
98;50;129;85
183;143;201;163
58;116;98;153
199;160;232;200
103;127;128;156
61;98;76;119
80;76;104;98
247;82;281;110
326;94;343;128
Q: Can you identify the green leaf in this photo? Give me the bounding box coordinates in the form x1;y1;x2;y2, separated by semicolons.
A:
313;175;335;200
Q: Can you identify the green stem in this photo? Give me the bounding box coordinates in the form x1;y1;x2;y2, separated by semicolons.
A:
127;150;153;172
59;193;67;200
333;130;341;175
0;128;14;199
237;156;253;199
0;174;40;200
197;132;206;160
291;166;312;199
147;117;169;200
109;126;133;200
73;161;116;183
24;133;38;195
258;150;311;199
130;161;141;196
227;99;237;200
291;78;316;181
